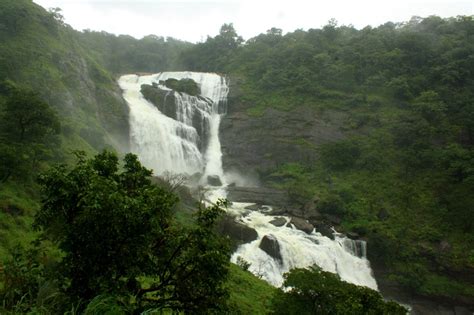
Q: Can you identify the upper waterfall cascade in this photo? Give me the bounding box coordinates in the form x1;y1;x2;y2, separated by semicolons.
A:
118;72;228;177
119;72;378;290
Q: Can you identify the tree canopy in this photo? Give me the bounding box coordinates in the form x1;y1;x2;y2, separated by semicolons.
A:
271;266;407;315
0;81;60;182
30;151;231;313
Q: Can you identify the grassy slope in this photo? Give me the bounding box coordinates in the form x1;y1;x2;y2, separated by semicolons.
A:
227;264;276;314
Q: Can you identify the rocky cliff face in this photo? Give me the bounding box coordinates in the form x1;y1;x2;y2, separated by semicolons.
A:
220;76;347;179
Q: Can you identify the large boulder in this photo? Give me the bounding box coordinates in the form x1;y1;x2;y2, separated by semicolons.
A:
269;206;288;216
269;217;287;227
314;223;335;240
259;234;282;263
216;215;258;249
141;84;177;120
289;217;314;234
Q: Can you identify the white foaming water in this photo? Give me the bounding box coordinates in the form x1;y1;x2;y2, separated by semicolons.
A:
228;203;378;289
119;72;378;290
118;72;228;177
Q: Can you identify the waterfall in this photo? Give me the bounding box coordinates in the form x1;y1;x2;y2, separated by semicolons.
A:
342;237;367;258
228;203;378;289
118;72;378;290
118;72;228;177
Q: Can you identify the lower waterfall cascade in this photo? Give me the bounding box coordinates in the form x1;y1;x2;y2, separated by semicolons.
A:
118;72;378;290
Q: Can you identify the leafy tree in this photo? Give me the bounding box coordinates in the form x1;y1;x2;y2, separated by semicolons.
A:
271;266;406;315
34;151;231;313
0;84;60;182
1;87;60;144
180;23;243;71
217;23;244;49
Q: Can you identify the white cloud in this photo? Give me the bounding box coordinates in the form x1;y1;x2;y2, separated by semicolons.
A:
33;0;473;42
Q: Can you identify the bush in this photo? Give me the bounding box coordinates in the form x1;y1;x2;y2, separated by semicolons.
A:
271;266;406;315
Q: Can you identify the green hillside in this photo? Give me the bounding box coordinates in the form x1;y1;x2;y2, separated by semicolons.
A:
181;18;474;305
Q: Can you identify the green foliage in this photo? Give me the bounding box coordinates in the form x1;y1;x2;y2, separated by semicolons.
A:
0;84;60;182
77;32;191;75
235;256;251;271
33;150;230;313
1;86;60;144
271;266;406;315
163;78;201;96
182;16;474;302
180;23;243;72
82;295;128;315
319;139;361;171
0;244;66;314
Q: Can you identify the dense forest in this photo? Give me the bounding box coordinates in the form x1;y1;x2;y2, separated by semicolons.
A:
0;0;473;313
180;17;474;305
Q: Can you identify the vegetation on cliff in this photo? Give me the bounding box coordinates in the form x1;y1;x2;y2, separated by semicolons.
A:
181;17;474;304
162;78;201;96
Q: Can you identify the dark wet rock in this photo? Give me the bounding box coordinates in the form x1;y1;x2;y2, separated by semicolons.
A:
268;207;288;216
308;238;320;245
269;217;287;227
288;206;322;220
227;186;290;206
323;214;342;226
302;195;323;219
315;223;335;240
216;215;258;249
290;217;314;234
347;231;360;240
207;175;222;186
259;234;282;263
141;84;177;119
188;172;202;186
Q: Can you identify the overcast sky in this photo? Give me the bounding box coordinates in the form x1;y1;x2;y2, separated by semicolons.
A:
33;0;473;42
